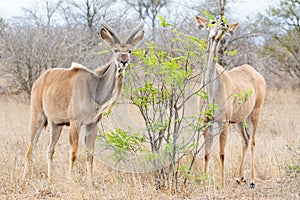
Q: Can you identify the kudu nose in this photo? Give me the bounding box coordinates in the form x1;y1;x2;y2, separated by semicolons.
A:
120;60;128;66
119;54;129;67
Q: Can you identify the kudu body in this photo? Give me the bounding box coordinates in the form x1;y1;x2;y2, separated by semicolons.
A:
23;20;144;183
195;16;266;188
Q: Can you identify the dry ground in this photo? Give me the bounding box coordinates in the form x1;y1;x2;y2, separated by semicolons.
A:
0;88;299;199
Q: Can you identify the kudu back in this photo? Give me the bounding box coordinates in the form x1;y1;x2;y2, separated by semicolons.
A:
23;20;144;183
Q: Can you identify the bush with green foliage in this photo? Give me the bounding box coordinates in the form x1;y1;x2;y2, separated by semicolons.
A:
100;16;209;189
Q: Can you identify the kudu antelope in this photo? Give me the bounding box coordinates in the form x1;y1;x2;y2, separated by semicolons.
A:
195;16;266;188
23;20;144;183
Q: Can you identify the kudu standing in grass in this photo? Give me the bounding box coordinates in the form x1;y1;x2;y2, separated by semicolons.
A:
23;20;144;183
195;16;266;188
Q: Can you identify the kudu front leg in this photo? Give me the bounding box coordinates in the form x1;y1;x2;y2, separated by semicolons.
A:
203;127;213;175
219;122;229;188
84;123;98;185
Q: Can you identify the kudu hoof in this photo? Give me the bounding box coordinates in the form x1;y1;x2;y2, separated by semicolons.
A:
236;177;247;185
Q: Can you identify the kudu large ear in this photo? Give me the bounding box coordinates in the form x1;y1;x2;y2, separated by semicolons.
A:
195;15;210;29
100;28;115;47
228;22;239;36
131;30;144;46
126;19;144;46
100;19;120;47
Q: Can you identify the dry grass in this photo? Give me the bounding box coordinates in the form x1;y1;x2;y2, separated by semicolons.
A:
0;88;299;199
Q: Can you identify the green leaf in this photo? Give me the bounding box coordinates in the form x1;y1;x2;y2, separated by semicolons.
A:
198;90;208;100
185;35;199;43
221;16;227;24
213;56;219;61
203;10;215;20
158;15;172;27
95;49;111;55
243;121;248;128
103;109;113;117
103;128;145;155
226;49;238;56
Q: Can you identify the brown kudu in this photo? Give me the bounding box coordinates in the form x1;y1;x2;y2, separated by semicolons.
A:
23;19;144;184
195;16;266;189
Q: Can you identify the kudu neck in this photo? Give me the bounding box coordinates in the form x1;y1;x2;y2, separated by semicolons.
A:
203;38;221;101
95;60;114;76
93;61;124;105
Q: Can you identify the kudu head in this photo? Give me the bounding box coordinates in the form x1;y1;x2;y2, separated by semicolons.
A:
195;15;238;42
100;19;144;73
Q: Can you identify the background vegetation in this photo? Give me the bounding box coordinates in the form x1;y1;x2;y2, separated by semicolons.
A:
0;0;299;94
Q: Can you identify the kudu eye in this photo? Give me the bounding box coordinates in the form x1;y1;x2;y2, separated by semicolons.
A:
128;50;132;54
113;49;118;53
211;21;216;24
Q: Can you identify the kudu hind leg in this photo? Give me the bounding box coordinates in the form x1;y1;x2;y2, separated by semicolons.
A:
23;113;47;181
47;123;63;181
237;121;250;185
249;107;261;189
